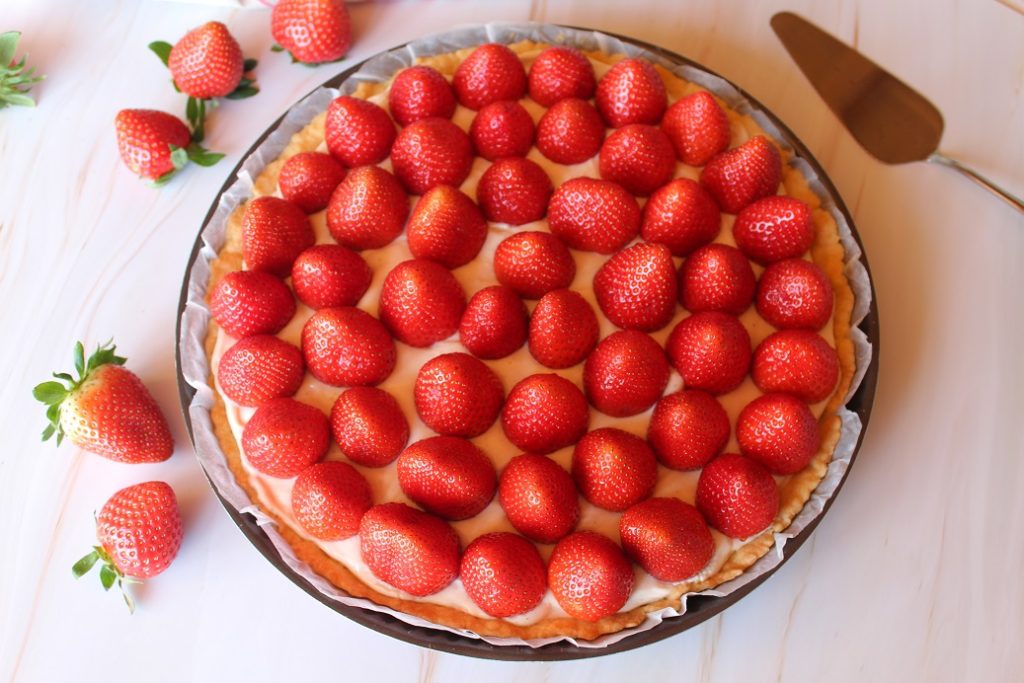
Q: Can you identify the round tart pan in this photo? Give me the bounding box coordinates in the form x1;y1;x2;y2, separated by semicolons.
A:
175;25;880;660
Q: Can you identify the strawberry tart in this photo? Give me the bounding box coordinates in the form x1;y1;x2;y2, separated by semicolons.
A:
187;26;870;645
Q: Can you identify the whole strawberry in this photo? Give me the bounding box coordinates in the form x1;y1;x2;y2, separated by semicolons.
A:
736;393;820;474
619;497;714;582
493;231;576;299
414;353;505;438
547;177;641;254
301;307;396;386
528;46;596;106
640;178;721;256
501;374;589;454
388;65;457;126
598;124;676;196
216;335;304;407
291;244;372;310
752;330;840;403
114;109;222;186
397;436;497;520
666;311;751;394
536;98;605;165
756;259;834;330
647;390;730;470
359;502;461;596
469;100;535;161
35;341;173;463
660;91;731;166
700;135;781;213
583;330;670;417
528;289;599;369
209;270;296;339
595;57;667;128
452;43;527;110
678;243;756;314
279;152;346;213
548;531;634;621
459;285;529;359
571;427;658;512
406;185;488;269
696;453;779;539
324;96;396;168
330;386;409;467
72;481;183;612
476;157;553;226
593;242;678;332
378;259;467;347
326;166;409;250
241;196;314;277
733;196;815;265
498;453;580;543
271;0;351;64
390;118;473;195
461;532;547;618
291;461;373;540
241;397;330;478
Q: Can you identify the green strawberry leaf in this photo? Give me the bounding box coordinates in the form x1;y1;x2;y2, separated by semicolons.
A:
72;550;100;578
243;57;258;72
85;340;126;372
187;143;224;167
270;44;284;53
148;169;178;189
0;31;20;67
32;381;66;405
169;145;188;171
2;93;36;108
148;41;172;67
121;583;136;614
226;86;259;100
72;342;85;378
52;372;74;382
99;564;117;591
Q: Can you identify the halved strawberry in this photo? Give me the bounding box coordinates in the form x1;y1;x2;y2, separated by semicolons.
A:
660;91;731;166
271;0;351;64
528;46;596;106
571;427;658;512
678;243;756;314
241;196;314;277
598;123;676;196
461;532;547;617
595;57;667;128
414;352;504;438
452;43;527;110
388;65;457;126
696;453;779;539
736;393;820;474
620;497;714;581
640;178;721;256
493;231;576;299
210;270;295;339
241;397;330;478
469;100;535;161
752;330;839;403
378;259;467;347
390;117;474;195
501;374;589;454
301;307;396;386
406;185;488;269
476;157;553;225
397;436;497;520
593;242;677;332
291;244;372;310
217;335;304;407
279;152;346;214
324;96;396;167
330;386;409;467
291;461;373;540
733;195;814;265
583;330;670;417
756;259;834;331
359;502;461;596
700;135;781;213
547;177;640;254
528;289;599;369
548;531;634;621
647;390;730;470
498;453;580;544
459;286;529;359
535;98;604;165
326;166;409;250
666;311;751;394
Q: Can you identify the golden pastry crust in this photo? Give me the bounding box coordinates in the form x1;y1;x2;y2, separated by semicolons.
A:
202;40;858;642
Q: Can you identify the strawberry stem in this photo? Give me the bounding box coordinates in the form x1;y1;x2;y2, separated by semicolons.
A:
73;545;137;614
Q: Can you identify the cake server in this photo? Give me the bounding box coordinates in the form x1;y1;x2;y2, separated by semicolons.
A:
770;11;1023;212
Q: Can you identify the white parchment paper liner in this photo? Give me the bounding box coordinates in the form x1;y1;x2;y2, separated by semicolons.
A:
179;22;875;650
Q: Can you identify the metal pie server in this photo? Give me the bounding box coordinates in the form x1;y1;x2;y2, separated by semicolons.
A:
771;11;1023;212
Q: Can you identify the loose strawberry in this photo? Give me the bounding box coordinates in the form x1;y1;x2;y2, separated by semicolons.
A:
461;532;547;617
34;341;173;463
291;461;373;540
752;330;839;403
737;393;820;474
388;65;457;126
593;242;677;332
390;117;473;195
756;258;833;330
619;497;714;582
640;178;721;256
528;289;599;369
397;436;497;520
501;374;589;454
271;0;351;64
359;502;461;596
414;352;504;438
547;177;640;254
493;231;576;299
598;123;676;196
330;386;409;467
665;311;751;394
291;244;372;309
114;109;222;185
595;57;667;128
696;453;779;539
678;243;756;314
469;100;535;161
217;335;304;407
571;427;658;512
301;307;396;386
528;46;596;106
498;454;580;544
406;185;488;269
535;98;605;165
72;481;182;612
700;135;781;213
452;43;527;110
241;397;330;477
476;157;553;225
279;152;346;213
326;165;409;250
733;195;814;265
548;531;634;621
209;270;295;339
324;96;397;168
660;91;731;166
459;285;529;359
241;196;314;277
378;259;467;347
583;330;670;417
647;390;730;470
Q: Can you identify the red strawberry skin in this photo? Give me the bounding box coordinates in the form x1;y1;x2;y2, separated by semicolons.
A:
114;109;191;180
406;185;488;269
168;21;243;99
528;46;596;106
291;461;373;540
414;352;504;438
476;157;553;226
217;335;304;407
528;289;599;369
378;259;467;347
97;482;182;579
756;258;834;330
595;58;667;128
241;397;330;478
640;178;721;256
326;166;409;250
241;196;314;277
330;386;409;467
598;124;676;197
736;393;820;474
548;531;634;621
271;0;351;64
498;453;580;543
700;135;781;213
583;330;670;417
678;243;756;315
461;532;547;617
593;242;677;332
470;100;535;161
571;427;658;512
324;96;396;168
660;91;731;166
619;497;715;581
752;330;840;403
493;231;576;299
647;390;730;470
391;118;474;195
452;43;527;110
210;270;296;339
501;374;589;454
388;65;457;126
666;311;751;394
733;196;815;265
279;152;346;214
696;453;779;539
301;307;396;386
359;502;461;596
547;177;640;254
536;98;605;165
459;285;529;359
397;436;497;520
291;244;372;310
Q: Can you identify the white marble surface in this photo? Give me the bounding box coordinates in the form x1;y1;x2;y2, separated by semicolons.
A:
1;1;1022;681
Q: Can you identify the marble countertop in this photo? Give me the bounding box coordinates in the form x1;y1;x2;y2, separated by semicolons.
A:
2;1;1022;681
